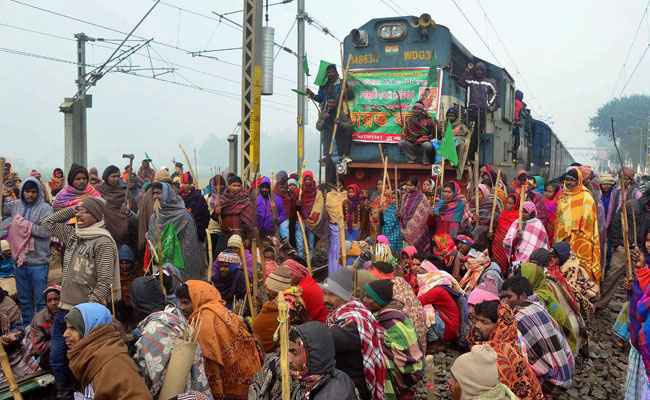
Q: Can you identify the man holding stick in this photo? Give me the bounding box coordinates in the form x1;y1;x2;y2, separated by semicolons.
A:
306;63;355;108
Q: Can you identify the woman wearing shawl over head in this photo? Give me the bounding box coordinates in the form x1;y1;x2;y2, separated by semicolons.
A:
554;168;601;284
544;183;560;242
51;163;102;215
147;182;202;281
490;192;520;276
503;201;549;266
214;174;255;256
342;184;368;241
526;189;549;227
96;165;139;253
49;168;65;197
293;171;324;260
430;181;465;239
64;303;153;399
211;251;247;310
461;183;502;231
205;173;226;262
398;177;431;252
176;281;261;399
517;263;578;354
422;179;436;206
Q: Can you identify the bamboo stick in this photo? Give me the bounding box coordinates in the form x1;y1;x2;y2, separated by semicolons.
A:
239;243;256;318
296;212;312;276
110;284;115;316
269;171;281;239
611;117;633;279
206;228;213;280
474;153;480;227
329;54;353;155
178;144;197;186
488;169;502;234
518;186;525;232
460;122;475;179
440;157;445;190
193;148;199;190
278;291;290;400
0;343;22;399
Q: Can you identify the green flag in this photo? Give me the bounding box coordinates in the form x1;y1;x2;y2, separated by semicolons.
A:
313;60;334;86
144;152;152;162
303;55;310;76
154;221;185;269
438;120;458;166
292;89;309;96
427;48;439;86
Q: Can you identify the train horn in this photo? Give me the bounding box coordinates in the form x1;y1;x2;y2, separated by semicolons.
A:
409;16;421;28
419;13;434;27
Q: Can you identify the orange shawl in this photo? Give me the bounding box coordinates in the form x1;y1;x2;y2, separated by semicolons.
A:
554;169;601;284
186;281;261;399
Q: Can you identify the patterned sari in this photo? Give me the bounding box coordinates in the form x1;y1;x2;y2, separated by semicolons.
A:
432;183;465;238
400;188;431;252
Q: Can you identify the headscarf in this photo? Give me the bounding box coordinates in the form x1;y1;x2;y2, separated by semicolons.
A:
101;165;121;182
66;303;113;338
49;168;65;192
599;173;616;185
219;180;255;233
130;276;166;316
345;184;363;232
550;241;571;266
519;263;577;353
434;182;465;223
293;171;324;230
52;165;101;211
212;252;245;304
533;176;545;194
284;259;308;278
208;174;226;210
509;170;527;190
492;193;520;273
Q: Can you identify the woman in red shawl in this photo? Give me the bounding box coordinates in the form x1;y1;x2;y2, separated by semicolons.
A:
48;168;65;197
489;192;520;275
215;175;254;255
292;171;324;260
509;170;528;191
398;245;419;293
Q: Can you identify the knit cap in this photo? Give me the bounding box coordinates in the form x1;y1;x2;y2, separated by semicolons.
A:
227;234;243;249
450;344;499;399
154;169;172;183
79;197;106;222
64;308;85;338
364;279;393;307
320;268;354;301
266;266;292;294
468;276;500;305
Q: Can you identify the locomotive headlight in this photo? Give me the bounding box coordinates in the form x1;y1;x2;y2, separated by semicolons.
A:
377;22;407;41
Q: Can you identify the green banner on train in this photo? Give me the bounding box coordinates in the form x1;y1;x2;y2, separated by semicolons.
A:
346;67;442;143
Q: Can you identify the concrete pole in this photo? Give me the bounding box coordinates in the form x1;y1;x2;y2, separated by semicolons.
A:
296;0;305;172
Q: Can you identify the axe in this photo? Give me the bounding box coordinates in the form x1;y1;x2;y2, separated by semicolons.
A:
122;153;135;206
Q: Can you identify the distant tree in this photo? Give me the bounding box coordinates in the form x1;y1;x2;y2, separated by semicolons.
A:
589;94;650;169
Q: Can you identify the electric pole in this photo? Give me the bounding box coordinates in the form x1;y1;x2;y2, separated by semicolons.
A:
240;0;263;184
296;0;305;171
60;33;94;172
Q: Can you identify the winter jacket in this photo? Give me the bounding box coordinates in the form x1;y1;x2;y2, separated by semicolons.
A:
458;62;497;111
295;321;359;400
2;177;52;266
609;194;650;248
313;78;355;106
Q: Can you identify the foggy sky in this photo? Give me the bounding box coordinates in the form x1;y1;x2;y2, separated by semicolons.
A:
1;0;648;183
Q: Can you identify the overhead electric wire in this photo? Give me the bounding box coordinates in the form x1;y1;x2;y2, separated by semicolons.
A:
474;0;548;118
449;0;503;67
378;0;401;16
386;0;409;15
275;19;296;60
0;46;97;67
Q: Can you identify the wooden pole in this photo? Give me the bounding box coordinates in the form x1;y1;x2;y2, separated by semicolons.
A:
460;122;475;178
278;291;290;400
206;228;213;280
439;157;445;190
193;148;200;189
611;117;633;279
269;171;281;238
110;284;116;316
474;153;480;227
239;243;256;318
251;165;261;309
0;343;22;400
518;186;525;232
488;169;502;234
154;200;166;295
329;54;353;155
178;144;197;186
296;212;312;276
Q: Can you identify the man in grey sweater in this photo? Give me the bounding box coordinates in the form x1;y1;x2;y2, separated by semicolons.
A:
2;177;53;324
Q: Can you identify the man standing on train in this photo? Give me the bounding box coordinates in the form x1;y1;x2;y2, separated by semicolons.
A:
458;62;497;162
306;64;355;108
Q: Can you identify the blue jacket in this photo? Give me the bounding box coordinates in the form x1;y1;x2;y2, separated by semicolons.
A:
2;177;53;266
256;178;287;233
313;78;355;106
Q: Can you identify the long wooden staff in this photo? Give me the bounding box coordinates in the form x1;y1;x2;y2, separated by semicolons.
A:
0;343;22;399
278;291;290;400
460;122;475;175
518;186;525;232
474;153;480;227
179;144;197;185
488;169;502;233
440;157;445;190
194;148;200;189
0;157;4;221
296;212;312;276
239;243;256;318
251;165;261;309
329;54;353;155
269;171;281;238
206;228;213;279
611;117;633;279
